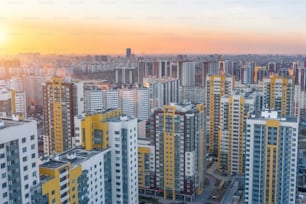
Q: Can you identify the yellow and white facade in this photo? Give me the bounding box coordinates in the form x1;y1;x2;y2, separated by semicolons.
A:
206;75;234;154
35;147;113;204
148;103;205;202
244;111;298;204
43;77;74;155
263;76;295;117
74;108;121;151
218;91;256;174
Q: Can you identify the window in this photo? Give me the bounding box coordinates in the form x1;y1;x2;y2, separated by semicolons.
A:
22;138;26;143
32;163;36;168
22;147;27;152
23;166;28;171
23;157;27;162
31;144;35;150
2;182;7;188
30;135;35;140
31;153;35;159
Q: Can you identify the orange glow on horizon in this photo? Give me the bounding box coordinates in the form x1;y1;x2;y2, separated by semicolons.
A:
1;21;306;55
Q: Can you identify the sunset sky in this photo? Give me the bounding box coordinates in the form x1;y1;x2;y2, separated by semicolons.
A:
0;0;305;55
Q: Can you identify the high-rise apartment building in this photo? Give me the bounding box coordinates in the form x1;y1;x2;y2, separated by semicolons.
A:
218;90;256;174
0;88;11;117
33;147;112;204
84;82;104;113
43;77;83;155
240;62;255;84
244;111;298;204
120;89;136;117
137;88;150;120
138;139;155;192
13;90;27;117
126;48;131;58
74;108;121;149
263;75;295;117
143;77;180;110
104;89;120;109
74;110;138;203
206;75;234;154
119;88;149;120
24;75;46;106
72;81;84;116
36;110;138;203
84;88;104;112
0;88;27;118
0;118;39;204
83;87;149;120
181;62;195;87
147;103;205;201
108;116;139;204
9;77;25;92
179;86;205;104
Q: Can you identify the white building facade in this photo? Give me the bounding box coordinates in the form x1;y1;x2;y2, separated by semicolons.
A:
0;119;39;204
108;116;139;204
245;111;298;204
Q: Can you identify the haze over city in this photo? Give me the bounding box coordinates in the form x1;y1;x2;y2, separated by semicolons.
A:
1;1;306;204
0;0;305;54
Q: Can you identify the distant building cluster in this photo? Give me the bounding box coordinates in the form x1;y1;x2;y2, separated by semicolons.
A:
0;53;306;203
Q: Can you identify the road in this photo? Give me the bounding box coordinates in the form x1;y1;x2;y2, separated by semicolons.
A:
141;162;229;204
192;161;231;204
221;181;238;204
192;174;216;203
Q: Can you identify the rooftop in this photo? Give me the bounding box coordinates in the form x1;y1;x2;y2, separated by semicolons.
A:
59;148;103;168
76;108;120;119
155;102;203;113
40;147;108;169
0;117;32;130
40;160;68;169
107;115;135;122
250;111;298;122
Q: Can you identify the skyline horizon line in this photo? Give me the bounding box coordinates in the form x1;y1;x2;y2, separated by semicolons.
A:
1;50;306;57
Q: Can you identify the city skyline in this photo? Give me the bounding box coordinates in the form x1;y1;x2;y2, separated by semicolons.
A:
0;0;305;55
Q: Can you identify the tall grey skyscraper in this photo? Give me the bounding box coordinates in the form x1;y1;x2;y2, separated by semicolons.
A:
126;48;131;58
181;61;195;86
